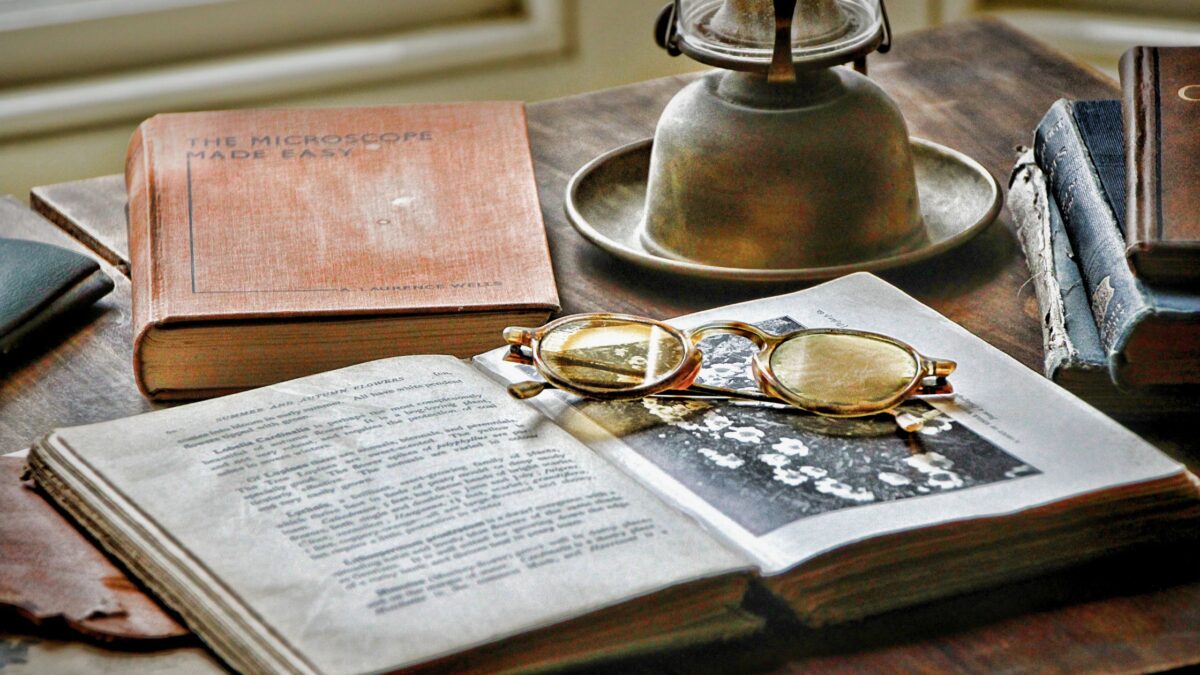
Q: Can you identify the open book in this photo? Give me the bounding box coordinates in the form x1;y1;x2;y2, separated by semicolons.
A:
26;273;1199;674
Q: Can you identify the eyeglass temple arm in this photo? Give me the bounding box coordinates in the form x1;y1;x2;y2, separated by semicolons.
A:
506;377;783;405
508;380;548;399
504;344;672;381
659;381;782;404
506;379;936;435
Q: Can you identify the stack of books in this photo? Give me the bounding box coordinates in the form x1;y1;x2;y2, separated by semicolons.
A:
1008;46;1200;419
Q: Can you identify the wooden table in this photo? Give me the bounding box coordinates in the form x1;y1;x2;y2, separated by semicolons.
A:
4;17;1200;673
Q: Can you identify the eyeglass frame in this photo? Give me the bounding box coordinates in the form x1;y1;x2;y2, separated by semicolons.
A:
502;312;955;419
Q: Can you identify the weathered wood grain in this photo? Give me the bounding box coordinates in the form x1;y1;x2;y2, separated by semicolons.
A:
0;198;158;455
599;542;1200;674
9;18;1200;673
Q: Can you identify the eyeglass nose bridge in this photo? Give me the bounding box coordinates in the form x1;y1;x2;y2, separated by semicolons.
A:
688;321;772;349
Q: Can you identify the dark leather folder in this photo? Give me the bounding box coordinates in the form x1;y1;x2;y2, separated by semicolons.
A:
1;236;113;355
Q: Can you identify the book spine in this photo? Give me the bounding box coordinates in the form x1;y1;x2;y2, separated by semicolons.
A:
124;118;159;398
1009;150;1085;379
1121;46;1200;283
1033;100;1152;388
1008;149;1108;381
1121;47;1158;273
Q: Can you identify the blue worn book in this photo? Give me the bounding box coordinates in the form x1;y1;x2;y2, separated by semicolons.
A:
1034;99;1200;390
1008;150;1199;418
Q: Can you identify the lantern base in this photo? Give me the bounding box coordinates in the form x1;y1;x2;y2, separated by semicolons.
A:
564;137;1001;282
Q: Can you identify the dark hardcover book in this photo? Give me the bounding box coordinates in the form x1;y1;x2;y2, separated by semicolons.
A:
0;201;114;356
1034;99;1200;390
1121;47;1200;284
1008;149;1200;417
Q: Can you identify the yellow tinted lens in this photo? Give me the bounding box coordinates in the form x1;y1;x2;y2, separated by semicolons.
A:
538;318;686;391
769;333;918;409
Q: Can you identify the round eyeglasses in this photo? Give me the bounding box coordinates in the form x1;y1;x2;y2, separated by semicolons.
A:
501;313;955;427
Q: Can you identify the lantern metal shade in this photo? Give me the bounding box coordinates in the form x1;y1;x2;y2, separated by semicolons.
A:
640;70;924;269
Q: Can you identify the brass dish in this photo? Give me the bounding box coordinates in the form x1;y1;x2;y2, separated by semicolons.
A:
564;137;1001;282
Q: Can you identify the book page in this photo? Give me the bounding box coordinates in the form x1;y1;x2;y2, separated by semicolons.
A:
43;356;748;674
473;273;1185;575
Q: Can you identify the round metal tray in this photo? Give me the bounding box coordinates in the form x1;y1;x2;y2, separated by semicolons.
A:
564;137;1002;282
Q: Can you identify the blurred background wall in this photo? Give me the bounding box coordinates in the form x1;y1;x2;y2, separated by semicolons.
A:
1;0;1197;198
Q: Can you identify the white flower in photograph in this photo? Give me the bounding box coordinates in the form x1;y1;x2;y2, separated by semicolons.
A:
904;451;954;472
877;472;911;486
723;426;764;443
904;452;964;490
757;453;791;468
771;437;810;457
700;411;734;431
813;477;876;503
698;448;744;469
773;467;809;486
702;362;747;386
917;417;955;436
678;411;734;436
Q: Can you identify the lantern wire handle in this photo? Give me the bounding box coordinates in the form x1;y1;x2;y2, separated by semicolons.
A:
655;1;682;56
854;0;892;75
878;0;893;53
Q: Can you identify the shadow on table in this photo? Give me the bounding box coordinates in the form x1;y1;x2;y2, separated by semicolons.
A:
0;302;111;377
559;214;1017;320
571;540;1200;674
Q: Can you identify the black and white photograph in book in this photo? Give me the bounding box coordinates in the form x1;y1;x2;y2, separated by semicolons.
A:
572;317;1040;537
